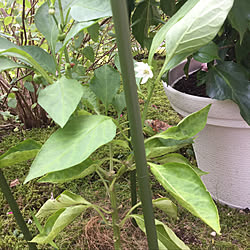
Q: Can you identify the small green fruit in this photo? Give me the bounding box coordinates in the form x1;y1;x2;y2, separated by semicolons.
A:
33;74;42;83
57;33;66;41
48;6;55;15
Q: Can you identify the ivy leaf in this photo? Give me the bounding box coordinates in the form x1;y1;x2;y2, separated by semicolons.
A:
206;61;250;125
228;0;250;43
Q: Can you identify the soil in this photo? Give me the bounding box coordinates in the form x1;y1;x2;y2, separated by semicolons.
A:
173;71;208;97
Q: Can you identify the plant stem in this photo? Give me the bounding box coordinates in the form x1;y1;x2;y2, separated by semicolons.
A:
109;181;121;250
57;0;64;26
110;0;159;249
0;169;37;250
141;80;156;126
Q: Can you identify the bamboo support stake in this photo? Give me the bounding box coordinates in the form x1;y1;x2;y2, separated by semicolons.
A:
110;0;159;249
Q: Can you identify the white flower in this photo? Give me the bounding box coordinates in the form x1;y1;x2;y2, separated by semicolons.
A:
134;62;153;84
210;231;216;237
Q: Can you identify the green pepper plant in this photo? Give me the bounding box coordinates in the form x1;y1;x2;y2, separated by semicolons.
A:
0;0;234;249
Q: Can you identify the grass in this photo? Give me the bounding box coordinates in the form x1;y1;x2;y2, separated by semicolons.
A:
0;60;249;249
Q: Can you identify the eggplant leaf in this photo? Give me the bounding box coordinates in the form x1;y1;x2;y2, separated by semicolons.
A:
206;62;250;125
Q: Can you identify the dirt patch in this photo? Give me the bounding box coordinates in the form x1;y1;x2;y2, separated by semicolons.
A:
173;71;208;97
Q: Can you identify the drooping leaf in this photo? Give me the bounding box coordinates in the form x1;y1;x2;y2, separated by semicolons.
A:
131;214;190;249
145;104;211;142
24;115;116;183
0;139;41;168
164;0;233;68
152;198;177;219
149;0;234;78
21;46;56;74
32;206;88;244
38;158;97;183
112;92;126;117
206;62;250;125
148;0;200;65
0;56;28;72
228;0;250;43
31;190;93;243
34;3;59;54
0;38;53;83
70;0;112;22
90;65;120;111
36;190;91;219
193;42;220;63
132;0;161;48
149;162;221;233
38;76;84;128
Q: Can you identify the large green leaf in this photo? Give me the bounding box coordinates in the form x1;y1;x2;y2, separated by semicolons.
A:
32;191;91;244
149;0;234;78
34;3;59;54
148;0;199;65
228;0;250;43
24;115;116;183
0;56;28;72
145;105;211;142
131;215;189;249
149;162;221;233
36;190;91;219
38;76;84;128
131;0;161;48
21;46;56;74
90;65;121;111
0;38;54;83
70;0;112;22
38;158;97;183
206;62;250;125
32;206;88;244
0;139;41;168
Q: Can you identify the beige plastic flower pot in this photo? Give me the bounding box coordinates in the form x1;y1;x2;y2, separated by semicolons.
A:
163;60;250;209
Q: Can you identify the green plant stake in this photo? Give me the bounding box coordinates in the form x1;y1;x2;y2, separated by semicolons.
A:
0;170;37;250
110;0;159;249
0;139;41;250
